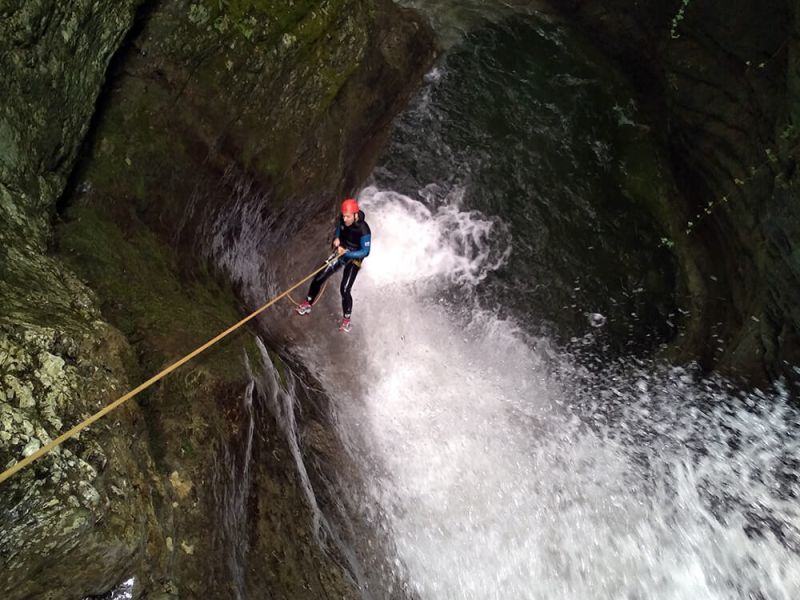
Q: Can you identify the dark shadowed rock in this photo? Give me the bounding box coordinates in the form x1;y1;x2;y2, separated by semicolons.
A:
550;0;800;382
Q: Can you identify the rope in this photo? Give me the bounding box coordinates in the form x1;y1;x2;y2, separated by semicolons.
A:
287;250;340;307
286;253;365;307
0;260;330;485
287;280;329;307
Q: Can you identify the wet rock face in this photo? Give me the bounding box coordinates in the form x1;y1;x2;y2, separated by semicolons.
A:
0;2;152;598
0;0;145;248
2;0;433;598
52;5;432;594
0;321;156;600
67;0;435;240
553;0;800;380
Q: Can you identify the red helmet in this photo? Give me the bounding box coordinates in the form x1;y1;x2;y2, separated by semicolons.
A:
341;198;359;215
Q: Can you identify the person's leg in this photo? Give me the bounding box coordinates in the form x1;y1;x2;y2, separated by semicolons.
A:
340;262;361;318
307;261;341;303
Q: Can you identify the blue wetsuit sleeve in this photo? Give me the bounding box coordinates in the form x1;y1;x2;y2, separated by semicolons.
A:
343;234;371;260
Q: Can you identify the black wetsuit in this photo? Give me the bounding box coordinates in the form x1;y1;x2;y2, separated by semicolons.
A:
306;210;371;318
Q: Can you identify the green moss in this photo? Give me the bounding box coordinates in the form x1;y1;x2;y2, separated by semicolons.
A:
201;0;320;29
0;118;19;169
241;335;260;367
268;349;288;386
192;0;329;43
58;205;248;382
180;436;195;457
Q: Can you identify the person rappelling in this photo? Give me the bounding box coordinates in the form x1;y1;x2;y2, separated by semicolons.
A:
295;198;371;332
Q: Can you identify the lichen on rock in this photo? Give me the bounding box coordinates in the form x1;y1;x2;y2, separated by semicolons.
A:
1;0;434;597
0;319;152;600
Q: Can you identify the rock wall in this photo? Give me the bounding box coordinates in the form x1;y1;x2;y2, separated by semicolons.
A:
0;0;146;247
551;0;800;381
0;3;156;598
0;0;434;598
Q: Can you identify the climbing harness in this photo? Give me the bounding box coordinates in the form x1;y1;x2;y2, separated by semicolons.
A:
0;258;332;485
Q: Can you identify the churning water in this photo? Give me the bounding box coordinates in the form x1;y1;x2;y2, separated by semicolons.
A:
296;187;800;600
175;4;800;598
287;7;800;599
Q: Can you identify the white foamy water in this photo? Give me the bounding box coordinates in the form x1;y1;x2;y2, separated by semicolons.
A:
363;186;510;287
298;187;800;600
395;0;554;49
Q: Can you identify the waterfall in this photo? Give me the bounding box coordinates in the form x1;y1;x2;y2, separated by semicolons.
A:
293;188;800;600
191;7;800;597
252;338;324;536
211;375;256;600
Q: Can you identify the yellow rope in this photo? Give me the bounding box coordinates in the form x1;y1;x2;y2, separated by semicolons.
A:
288;280;329;307
288;251;340;307
289;253;361;307
0;261;329;485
